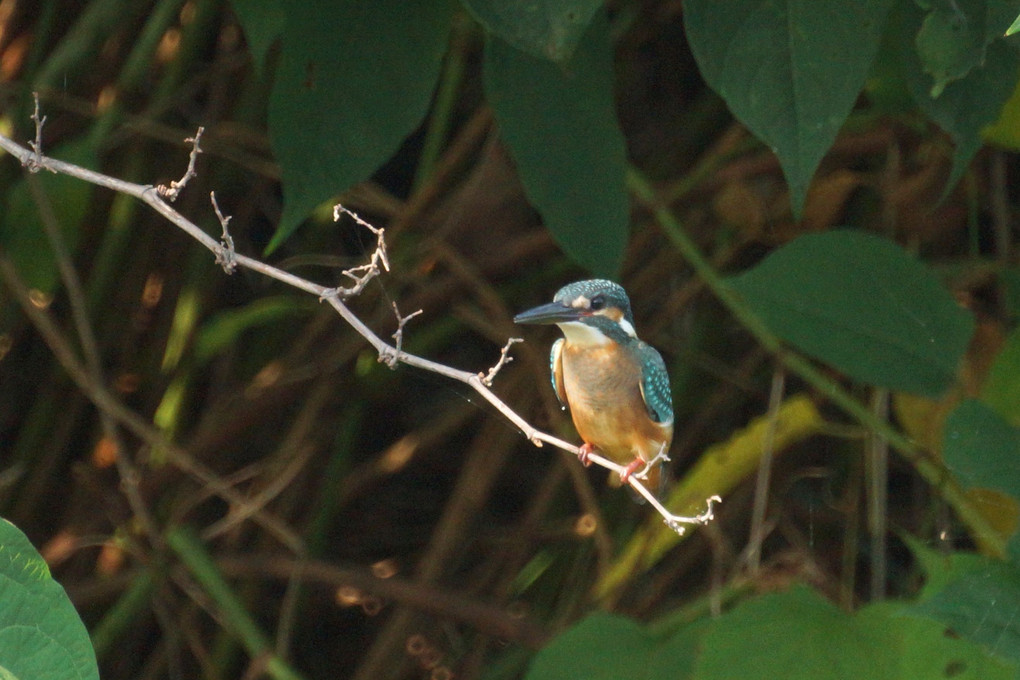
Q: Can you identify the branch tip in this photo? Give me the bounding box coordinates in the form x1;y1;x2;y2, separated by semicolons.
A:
210;191;236;274
157;127;204;201
479;337;523;386
24;92;50;174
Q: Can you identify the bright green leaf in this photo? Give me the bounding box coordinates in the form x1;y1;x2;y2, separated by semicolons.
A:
0;518;99;680
462;0;603;62
982;328;1020;425
684;0;892;217
484;11;627;277
728;230;975;396
943;399;1020;499
1007;12;1020;35
268;1;455;251
0;138;98;293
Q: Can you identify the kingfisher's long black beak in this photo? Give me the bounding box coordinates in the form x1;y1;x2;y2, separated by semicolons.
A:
513;301;585;325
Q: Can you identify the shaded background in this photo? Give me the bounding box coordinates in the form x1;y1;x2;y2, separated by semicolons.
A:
0;1;1018;679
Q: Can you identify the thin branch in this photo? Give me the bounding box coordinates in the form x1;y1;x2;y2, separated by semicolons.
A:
479;337;522;386
323;204;391;299
26;92;49;174
157;127;204;201
0;115;717;535
380;302;423;369
210;191;237;273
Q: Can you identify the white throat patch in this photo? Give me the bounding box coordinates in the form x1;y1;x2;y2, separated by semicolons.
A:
557;320;612;346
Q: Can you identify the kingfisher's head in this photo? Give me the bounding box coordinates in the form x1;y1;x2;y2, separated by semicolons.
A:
513;279;637;346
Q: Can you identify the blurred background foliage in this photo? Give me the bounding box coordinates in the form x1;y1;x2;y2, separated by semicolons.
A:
1;0;1020;678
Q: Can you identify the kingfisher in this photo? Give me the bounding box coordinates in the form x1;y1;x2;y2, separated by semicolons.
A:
514;279;674;496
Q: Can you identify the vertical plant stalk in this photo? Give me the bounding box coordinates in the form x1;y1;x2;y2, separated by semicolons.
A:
166;527;308;680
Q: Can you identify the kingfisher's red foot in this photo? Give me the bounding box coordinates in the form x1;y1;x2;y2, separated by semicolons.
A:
578;443;595;467
619;457;645;484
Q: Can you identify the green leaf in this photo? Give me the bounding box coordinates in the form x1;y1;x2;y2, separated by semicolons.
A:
1007;12;1020;35
943;399;1020;499
527;585;1012;679
910;557;1020;669
267;0;455;251
484;10;627;277
525;613;659;680
0;138;98;293
915;0;986;97
462;0;603;62
728;230;975;396
982;328;1020;426
893;0;1020;193
194;296;312;363
0;518;99;680
860;601;1014;679
696;586;894;680
684;0;892;217
229;0;284;73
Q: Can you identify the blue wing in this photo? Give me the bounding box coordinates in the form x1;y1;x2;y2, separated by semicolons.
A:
637;341;673;425
550;338;567;408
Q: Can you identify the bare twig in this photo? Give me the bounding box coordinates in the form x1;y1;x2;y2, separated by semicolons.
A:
25;93;49;174
479;337;522;386
0;110;719;535
323;205;391;300
210;191;237;273
380;302;423;369
157;127;204;201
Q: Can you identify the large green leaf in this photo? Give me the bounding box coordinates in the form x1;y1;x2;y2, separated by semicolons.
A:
484;10;627;277
684;0;892;217
0;518;99;680
728;230;975;396
267;0;455;250
944;399;1020;500
696;586;892;680
462;0;603;62
526;586;1012;679
526;613;663;680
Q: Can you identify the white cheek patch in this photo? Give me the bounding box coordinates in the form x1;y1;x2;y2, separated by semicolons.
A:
616;317;637;338
557;320;612;346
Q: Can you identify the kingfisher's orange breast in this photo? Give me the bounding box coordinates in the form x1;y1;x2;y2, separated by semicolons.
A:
559;342;673;466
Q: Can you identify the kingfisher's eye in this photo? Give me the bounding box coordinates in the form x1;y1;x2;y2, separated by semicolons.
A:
590;294;606;311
